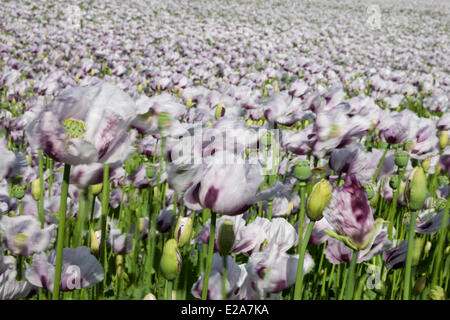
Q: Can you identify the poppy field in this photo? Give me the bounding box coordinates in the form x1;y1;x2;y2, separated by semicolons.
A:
0;0;449;301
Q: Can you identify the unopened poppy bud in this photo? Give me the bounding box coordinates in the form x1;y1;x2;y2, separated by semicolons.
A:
405;167;427;211
412;275;427;296
174;216;193;247
91;183;103;195
422;157;431;173
218;220;235;256
439;131;448;150
186;98;192;109
90;230;100;254
412;237;425;267
12;185;25;199
160;239;181;281
31;179;41;201
429;285;445;300
116;254;124;277
395;151;409;168
215;103;225;120
389;175;399;190
293;161;312;181
307;179;331;221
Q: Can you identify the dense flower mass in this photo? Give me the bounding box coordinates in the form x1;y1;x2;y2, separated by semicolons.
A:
0;0;448;302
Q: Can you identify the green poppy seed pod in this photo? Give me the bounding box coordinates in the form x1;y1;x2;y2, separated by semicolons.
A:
307;179;332;221
246;119;254;126
256;119;264;126
293;161;312;181
186;97;192;109
157;112;172;131
215;103;225;120
31;179;41;201
422;157;431;173
260;131;272;147
363;183;375;200
137;84;143;94
394;151;409;168
75;74;79;84
439;131;448;150
91;183;103;196
379;141;388;150
389;175;399;190
412;237;425;267
429;286;445;300
218;220;235;256
412;275;427;296
146;166;156;178
437;175;449;187
424;241;432;255
406;167;428;211
12;185;25;200
445;246;450;256
160;239;181;281
174;216;193;247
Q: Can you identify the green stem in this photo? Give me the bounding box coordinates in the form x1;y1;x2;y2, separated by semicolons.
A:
344;249;359;300
166;280;173;300
38;149;45;228
373;147;388;183
431;199;449;287
293;221;315;300
222;255;227;300
98;163;110;297
52;163;71;300
403;210;419;300
202;211;217;300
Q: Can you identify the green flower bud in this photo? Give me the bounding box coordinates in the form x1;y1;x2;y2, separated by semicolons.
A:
421;157;431;173
412;275;427;296
429;285;445;300
174;216;193;247
160;239;181;281
439;131;448;150
215;103;225;120
137;84;143;94
218;220;235;256
405;167;427;211
186;98;192;109
31;179;41;201
293;161;312;181
116;254;124;277
90;183;103;196
12;185;25;199
90;230;100;255
412;237;425;267
307;179;332;221
394;151;409;168
389;175;399;190
13;233;28;254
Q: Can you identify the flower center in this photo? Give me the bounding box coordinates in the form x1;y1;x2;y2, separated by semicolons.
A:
62;118;86;139
13;233;28;253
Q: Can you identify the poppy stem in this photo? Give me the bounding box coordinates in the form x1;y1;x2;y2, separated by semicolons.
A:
38;149;45;228
344;249;358;300
202;210;217;300
293;220;315;300
52;163;71;300
98;163;110;298
222;255;227;300
403;210;418;300
373;147;389;183
431;199;449;287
